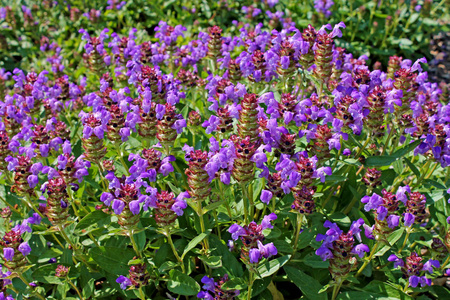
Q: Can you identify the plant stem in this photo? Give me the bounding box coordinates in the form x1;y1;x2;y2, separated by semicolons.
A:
115;143;130;176
331;279;343;300
441;254;450;271
248;183;254;219
397;227;411;254
66;276;84;300
129;229;142;258
411;160;431;189
356;241;380;277
241;183;249;224
291;214;304;257
17;272;46;300
197;200;210;252
166;231;185;273
138;286;146;300
247;271;255;300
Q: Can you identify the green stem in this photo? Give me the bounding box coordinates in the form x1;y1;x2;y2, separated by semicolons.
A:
356;241;381;277
66;276;84;300
197;201;210;252
17;272;46;300
241;183;249;224
381;127;394;155
166;231;185;273
397;227;411;254
291;214;304;257
247;271;255;300
138;286;146;300
331;279;343;300
411;161;431;190
129;229;142;258
116;143;130;176
248;183;254;220
219;180;233;220
440;254;450;271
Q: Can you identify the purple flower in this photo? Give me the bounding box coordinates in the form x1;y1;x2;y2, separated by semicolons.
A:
228;224;245;240
249;248;261;264
27;175;39;189
116;275;131;290
200;276;215;292
343;148;351;156
316;246;333;261
129;200;141;215
172;119;186;134
388;254;404;268
18;242;31;256
313;166;332;182
261;213;277;230
27;213;42;225
422;260;440;273
351;244;369;258
260;190;273;205
220;172;230;185
257;241;277;258
112;199;125;215
202;115;220;134
403;213;415;227
387;215;400;229
3;248;14;261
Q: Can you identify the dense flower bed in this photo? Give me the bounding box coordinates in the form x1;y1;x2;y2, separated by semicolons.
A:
0;1;449;300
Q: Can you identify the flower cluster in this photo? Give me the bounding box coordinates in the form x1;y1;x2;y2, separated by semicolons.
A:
316;219;369;279
388;253;440;288
228;213;278;264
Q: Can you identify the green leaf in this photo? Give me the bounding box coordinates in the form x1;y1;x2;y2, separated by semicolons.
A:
329;212;351;227
284;266;327;300
392;139;422;158
404;158;420;177
365;155;397;167
222;277;247;291
167;269;200;296
302;252;329;269
75;210;110;234
203;198;225;213
89;246;135;274
364;280;413;299
325;175;348;183
82;278;95;299
199;255;222;268
181;232;208;260
423;179;446;190
257;255;291;278
376;227;405;256
32;264;63;284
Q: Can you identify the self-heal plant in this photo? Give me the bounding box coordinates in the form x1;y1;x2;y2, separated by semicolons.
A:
316;219;369;299
388;252;440;292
